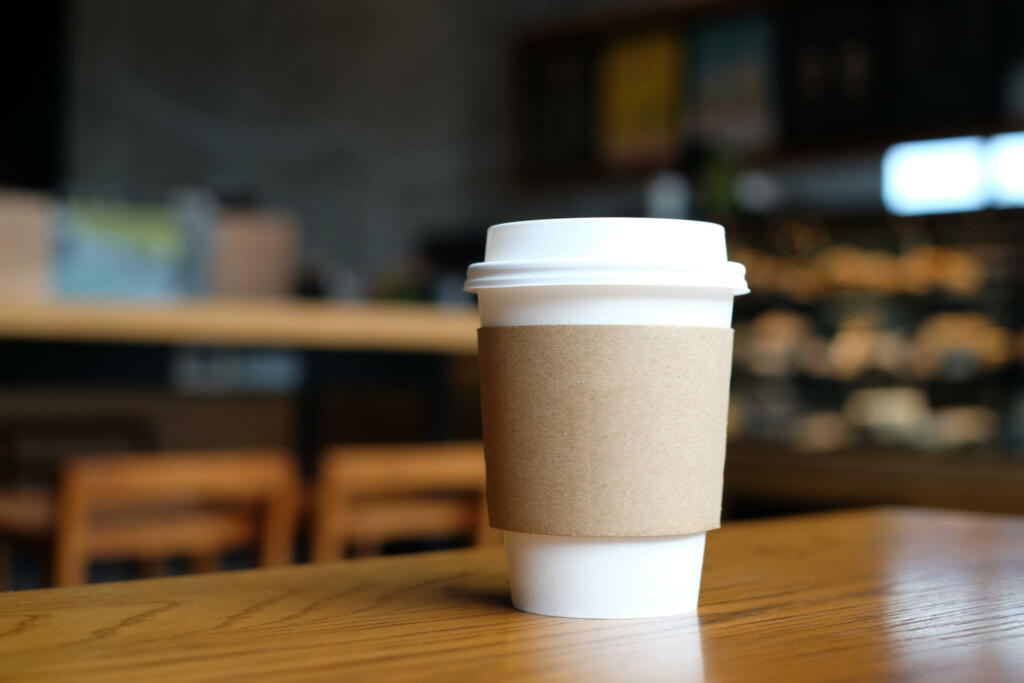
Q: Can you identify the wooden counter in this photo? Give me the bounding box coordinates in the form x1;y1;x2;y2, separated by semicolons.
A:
725;444;1024;516
1;507;1022;681
0;300;479;354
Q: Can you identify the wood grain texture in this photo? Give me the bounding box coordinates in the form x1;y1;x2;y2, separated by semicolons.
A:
1;508;1022;682
0;300;478;354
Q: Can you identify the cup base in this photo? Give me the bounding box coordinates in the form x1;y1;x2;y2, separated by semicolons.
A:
504;531;706;619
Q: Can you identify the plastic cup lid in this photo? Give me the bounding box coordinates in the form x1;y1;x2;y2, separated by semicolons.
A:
464;218;749;294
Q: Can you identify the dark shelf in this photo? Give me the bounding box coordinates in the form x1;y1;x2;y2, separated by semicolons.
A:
724;442;1024;517
515;0;1019;186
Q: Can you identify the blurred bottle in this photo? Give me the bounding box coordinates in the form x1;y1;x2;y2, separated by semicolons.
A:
173;186;218;298
645;169;692;219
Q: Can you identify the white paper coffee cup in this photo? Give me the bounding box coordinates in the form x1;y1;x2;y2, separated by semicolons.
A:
465;217;748;619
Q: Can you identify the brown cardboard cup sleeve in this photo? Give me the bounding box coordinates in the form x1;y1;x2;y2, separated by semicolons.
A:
478;325;734;537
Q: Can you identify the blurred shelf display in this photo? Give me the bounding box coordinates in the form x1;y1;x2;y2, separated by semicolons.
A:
728;210;1024;455
517;0;1019;182
0;300;478;354
0;189;303;303
736;243;987;301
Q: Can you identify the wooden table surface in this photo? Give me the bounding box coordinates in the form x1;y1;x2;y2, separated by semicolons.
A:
1;507;1022;682
0;300;479;354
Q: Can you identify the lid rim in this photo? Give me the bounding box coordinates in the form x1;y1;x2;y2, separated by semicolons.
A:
487;217;724;231
464;260;749;295
466;282;751;294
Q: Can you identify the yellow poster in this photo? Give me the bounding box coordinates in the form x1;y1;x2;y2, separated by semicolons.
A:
596;31;682;168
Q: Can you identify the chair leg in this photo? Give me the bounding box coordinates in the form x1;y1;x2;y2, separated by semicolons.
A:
260;486;298;567
311;501;345;563
0;538;12;591
53;545;87;587
191;553;220;574
54;476;89;587
139;558;164;578
351;541;382;558
311;526;344;563
474;499;502;546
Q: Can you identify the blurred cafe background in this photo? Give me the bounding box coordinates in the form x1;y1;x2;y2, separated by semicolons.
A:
1;0;1023;589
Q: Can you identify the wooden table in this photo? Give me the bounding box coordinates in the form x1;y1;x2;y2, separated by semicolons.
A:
0;300;479;354
2;508;1022;682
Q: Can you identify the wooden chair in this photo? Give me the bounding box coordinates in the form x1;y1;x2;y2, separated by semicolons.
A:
311;442;498;562
0;449;300;587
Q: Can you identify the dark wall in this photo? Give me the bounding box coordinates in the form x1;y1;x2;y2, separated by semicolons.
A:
0;1;65;189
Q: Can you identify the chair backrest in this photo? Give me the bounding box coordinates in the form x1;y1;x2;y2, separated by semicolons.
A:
54;448;300;586
312;442;495;562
